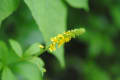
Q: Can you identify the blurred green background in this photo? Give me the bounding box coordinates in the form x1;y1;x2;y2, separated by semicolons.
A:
0;0;120;80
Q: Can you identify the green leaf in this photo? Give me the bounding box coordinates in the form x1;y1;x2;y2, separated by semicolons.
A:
2;67;17;80
24;0;67;42
9;39;23;57
0;41;20;65
6;50;20;65
0;0;19;22
24;43;43;56
28;57;45;75
66;0;89;11
24;0;67;67
12;61;42;80
0;41;9;63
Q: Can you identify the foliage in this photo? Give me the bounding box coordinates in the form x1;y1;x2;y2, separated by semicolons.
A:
0;40;44;80
0;0;120;80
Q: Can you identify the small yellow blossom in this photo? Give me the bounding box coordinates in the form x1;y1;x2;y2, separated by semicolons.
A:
51;37;58;43
57;34;65;47
39;45;44;49
57;34;64;39
58;39;65;48
64;37;71;42
49;43;56;52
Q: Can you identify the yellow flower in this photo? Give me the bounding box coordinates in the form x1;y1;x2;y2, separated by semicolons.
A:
58;39;65;48
64;37;71;42
51;37;58;43
49;43;56;52
39;44;44;49
57;34;64;39
56;34;65;47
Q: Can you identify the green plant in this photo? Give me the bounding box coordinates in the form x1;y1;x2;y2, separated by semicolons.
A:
0;39;45;80
0;0;88;67
1;0;120;80
0;28;85;79
0;0;88;79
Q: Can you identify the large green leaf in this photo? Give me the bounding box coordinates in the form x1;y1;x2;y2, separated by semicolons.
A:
24;0;67;67
9;39;23;57
2;67;17;80
0;0;19;23
66;0;89;11
12;61;42;80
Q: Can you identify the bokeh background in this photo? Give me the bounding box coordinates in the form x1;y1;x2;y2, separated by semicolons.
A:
0;0;120;80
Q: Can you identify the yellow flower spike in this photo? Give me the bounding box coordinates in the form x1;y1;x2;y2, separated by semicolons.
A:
39;44;44;49
48;28;86;52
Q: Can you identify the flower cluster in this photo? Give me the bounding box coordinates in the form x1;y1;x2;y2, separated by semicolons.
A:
49;28;86;52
